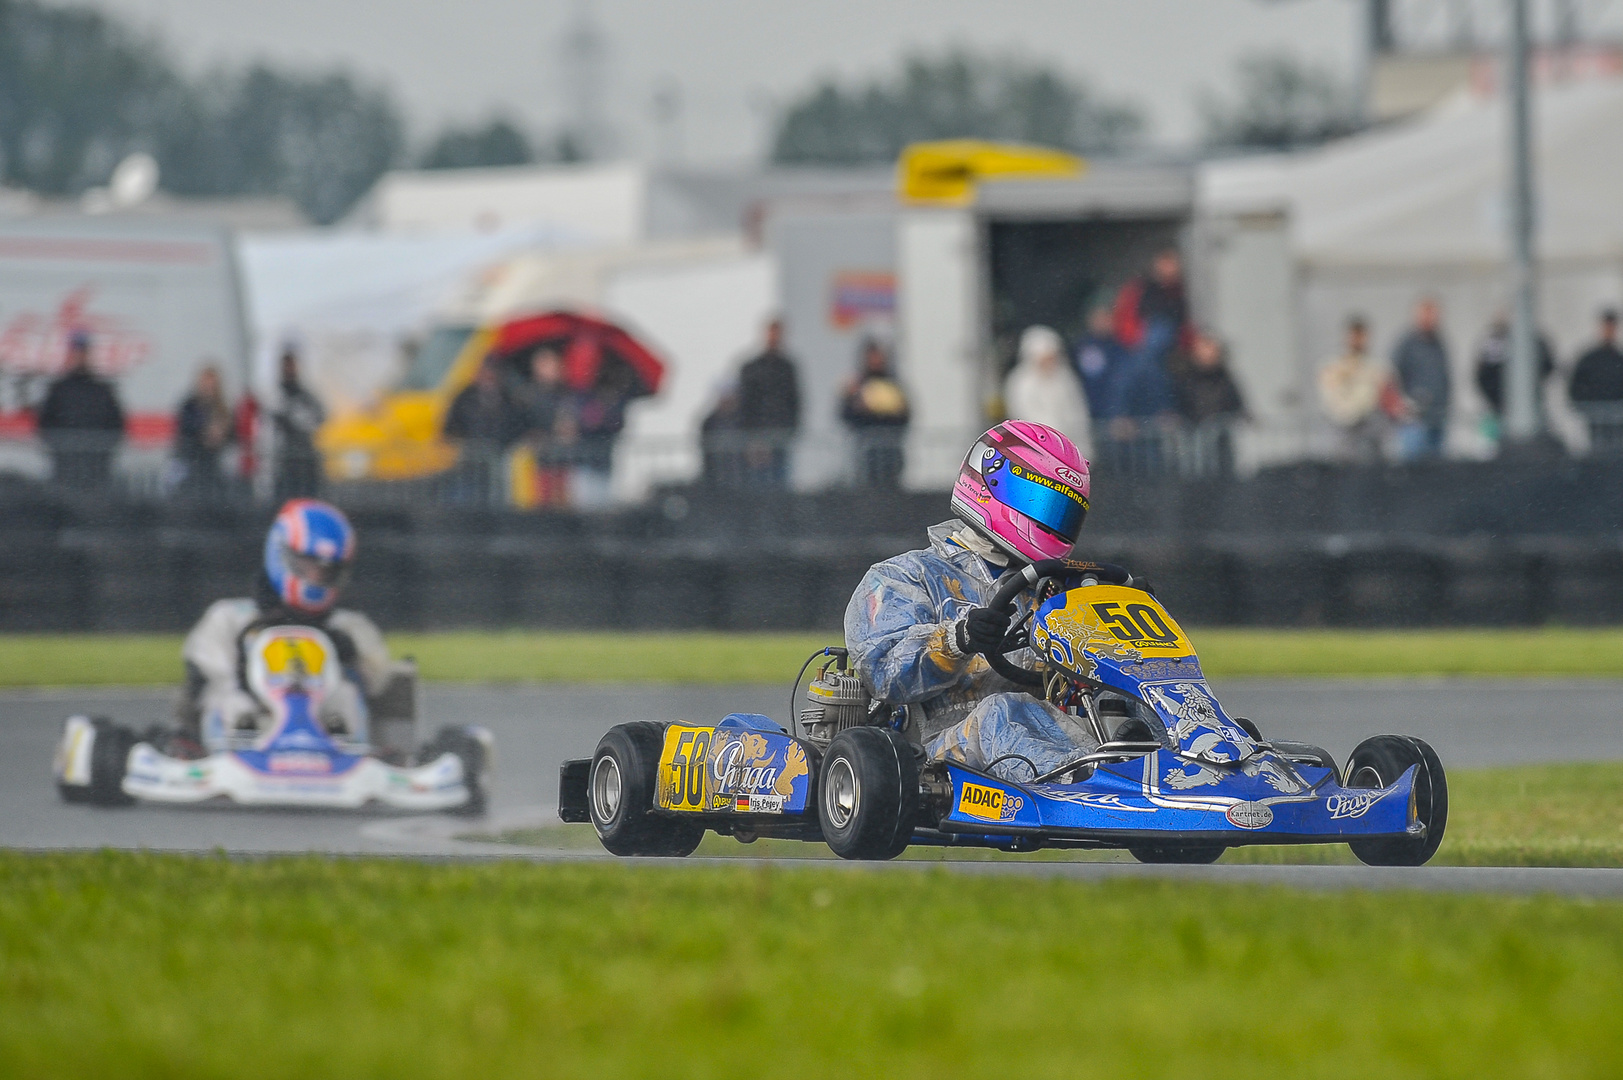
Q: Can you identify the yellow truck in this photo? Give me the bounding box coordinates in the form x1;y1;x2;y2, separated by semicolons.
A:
317;323;488;482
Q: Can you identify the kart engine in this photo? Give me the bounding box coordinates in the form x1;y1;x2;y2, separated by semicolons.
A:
799;658;871;746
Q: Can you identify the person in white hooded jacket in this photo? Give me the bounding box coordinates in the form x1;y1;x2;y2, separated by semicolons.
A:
1004;325;1094;459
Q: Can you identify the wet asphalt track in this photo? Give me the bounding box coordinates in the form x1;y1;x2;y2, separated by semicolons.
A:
3;678;1621;895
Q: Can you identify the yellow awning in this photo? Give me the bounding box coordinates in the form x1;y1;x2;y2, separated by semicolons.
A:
898;140;1085;205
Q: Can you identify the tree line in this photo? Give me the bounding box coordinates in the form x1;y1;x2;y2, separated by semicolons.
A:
0;0;1360;224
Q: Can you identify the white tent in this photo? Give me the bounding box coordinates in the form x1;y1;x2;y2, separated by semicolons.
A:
345;162;648;245
1199;78;1623;456
236;225;581;409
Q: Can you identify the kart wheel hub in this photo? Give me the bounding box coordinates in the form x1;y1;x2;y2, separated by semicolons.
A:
1349;765;1383;788
591;756;623;823
825;756;858;829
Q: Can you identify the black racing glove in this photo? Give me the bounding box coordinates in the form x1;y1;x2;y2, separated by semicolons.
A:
956;606;1012;657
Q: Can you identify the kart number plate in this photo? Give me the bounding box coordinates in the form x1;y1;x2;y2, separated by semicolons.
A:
658;725;714;811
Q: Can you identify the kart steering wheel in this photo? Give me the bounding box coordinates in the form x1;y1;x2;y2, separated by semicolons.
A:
980;558;1135;688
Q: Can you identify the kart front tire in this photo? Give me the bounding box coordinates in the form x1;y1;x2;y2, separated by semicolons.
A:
1128;843;1224;864
58;718;136;807
818;727;920;861
1344;735;1448;867
422;725;492;816
589;723;703;857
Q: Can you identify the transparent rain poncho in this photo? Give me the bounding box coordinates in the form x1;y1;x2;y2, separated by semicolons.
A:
844;521;1097;781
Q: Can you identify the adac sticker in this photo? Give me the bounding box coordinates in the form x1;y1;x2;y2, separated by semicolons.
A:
957;781;1024;823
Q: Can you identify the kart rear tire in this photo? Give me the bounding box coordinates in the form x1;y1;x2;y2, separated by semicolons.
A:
818;727;920;861
1271;741;1341;784
589;723;703;858
422;725;492;816
1112;717;1159;744
1344;735;1448;867
1128;843;1224;864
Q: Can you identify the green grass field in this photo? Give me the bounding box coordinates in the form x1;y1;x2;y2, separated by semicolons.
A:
487;761;1623;868
2;850;1621;1079
5;626;1623;686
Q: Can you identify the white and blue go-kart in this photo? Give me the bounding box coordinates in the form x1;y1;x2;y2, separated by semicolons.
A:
53;625;491;813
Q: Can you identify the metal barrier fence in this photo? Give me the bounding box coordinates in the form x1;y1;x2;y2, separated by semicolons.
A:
1575;403;1623;456
11;410;1619;511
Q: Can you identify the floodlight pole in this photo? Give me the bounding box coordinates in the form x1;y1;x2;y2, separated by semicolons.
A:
1505;0;1541;442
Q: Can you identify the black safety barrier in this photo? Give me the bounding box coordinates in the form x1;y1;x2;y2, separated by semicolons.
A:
2;460;1623;631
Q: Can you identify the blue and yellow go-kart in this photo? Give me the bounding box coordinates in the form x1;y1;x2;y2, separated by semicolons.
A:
559;559;1447;865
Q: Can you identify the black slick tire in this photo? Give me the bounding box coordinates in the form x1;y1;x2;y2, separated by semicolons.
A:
1232;716;1263;742
1344;735;1448;867
588;722;703;857
1271;740;1341;784
65;718;137;807
422;725;491;816
818;726;920;860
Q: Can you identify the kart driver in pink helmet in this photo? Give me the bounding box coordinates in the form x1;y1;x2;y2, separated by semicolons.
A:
844;421;1144;781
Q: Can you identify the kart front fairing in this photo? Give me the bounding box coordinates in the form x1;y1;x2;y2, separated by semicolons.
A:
121;692;473;810
937;752;1418;843
933;583;1425;845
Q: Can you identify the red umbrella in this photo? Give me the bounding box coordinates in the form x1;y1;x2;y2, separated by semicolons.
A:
492;311;665;398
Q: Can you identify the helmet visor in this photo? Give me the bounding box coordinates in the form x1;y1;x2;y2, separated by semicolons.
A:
988;463;1088;542
283;547;350;590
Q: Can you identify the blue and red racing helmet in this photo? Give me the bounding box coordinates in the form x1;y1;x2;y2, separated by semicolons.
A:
264;498;355;613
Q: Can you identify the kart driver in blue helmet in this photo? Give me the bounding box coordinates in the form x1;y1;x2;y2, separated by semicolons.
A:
845;420;1142;782
178;498;396;748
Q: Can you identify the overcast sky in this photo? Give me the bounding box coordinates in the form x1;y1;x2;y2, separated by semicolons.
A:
88;0;1366;161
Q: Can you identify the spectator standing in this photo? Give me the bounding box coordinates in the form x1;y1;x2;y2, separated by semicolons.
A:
840;338;911;488
1170;332;1246;426
443;357;520;504
1073;304;1126;420
1391;297;1452;460
273;347;325;499
173;364;234;498
569;384;627;509
1474;311;1554;440
736;318;800;488
1168;330;1246;474
1112;249;1189;354
37;330;124;488
1104;251;1186;471
1569;308;1623;450
1004;326;1093;459
1319;315;1400;464
700;382;744;488
515;348;572;507
233;391;260;489
1569;309;1623;404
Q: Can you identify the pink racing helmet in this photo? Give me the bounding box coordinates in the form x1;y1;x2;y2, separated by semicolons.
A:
950;421;1091;563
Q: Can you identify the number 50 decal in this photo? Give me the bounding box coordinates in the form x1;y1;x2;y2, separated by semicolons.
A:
660;726;713;810
1090;601;1180;645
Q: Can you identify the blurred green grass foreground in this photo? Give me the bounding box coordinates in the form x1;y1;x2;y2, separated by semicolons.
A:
2;850;1622;1079
5;626;1623;686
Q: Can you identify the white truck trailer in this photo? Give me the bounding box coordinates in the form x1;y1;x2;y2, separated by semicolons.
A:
0;215;251;481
